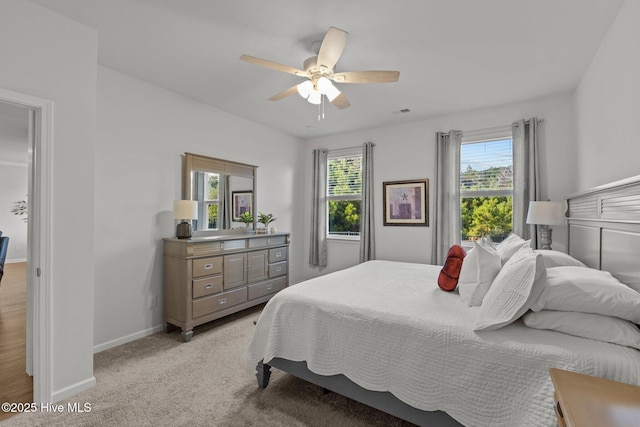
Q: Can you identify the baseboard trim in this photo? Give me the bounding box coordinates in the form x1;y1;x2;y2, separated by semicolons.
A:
51;376;96;403
93;324;165;354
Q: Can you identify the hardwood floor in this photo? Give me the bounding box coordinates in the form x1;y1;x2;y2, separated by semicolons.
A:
0;262;32;421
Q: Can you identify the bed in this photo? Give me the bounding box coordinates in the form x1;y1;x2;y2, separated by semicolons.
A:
244;176;640;427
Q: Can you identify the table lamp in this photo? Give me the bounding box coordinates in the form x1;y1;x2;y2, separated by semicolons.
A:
526;201;565;250
173;200;198;239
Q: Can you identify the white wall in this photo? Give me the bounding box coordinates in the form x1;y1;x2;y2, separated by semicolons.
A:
0;161;28;261
574;0;640;190
0;0;97;401
303;93;575;278
94;66;305;350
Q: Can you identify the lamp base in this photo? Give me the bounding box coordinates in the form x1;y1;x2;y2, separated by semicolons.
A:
539;226;553;250
176;221;192;239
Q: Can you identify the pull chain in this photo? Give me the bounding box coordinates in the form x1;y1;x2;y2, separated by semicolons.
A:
317;96;326;121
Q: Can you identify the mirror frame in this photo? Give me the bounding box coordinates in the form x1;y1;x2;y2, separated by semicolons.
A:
182;152;257;234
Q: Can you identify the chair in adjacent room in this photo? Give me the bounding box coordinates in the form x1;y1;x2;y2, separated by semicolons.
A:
0;235;9;285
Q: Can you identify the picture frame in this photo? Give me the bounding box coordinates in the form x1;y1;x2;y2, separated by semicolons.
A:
232;191;253;220
383;179;429;226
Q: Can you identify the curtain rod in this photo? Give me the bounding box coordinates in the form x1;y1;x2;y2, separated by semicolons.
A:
329;142;376;151
446;119;544;136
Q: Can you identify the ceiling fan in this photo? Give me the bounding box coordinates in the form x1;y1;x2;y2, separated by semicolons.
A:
240;26;400;110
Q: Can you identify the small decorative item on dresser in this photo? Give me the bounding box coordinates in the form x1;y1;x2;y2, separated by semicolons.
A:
258;212;277;234
238;211;254;231
173;200;198;239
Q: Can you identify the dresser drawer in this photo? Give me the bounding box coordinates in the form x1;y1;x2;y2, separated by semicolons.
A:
192;287;247;318
192;256;223;278
248;277;287;300
192;275;223;299
268;261;287;278
269;247;288;263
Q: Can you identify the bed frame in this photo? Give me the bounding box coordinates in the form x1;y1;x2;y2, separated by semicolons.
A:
566;175;640;290
254;175;640;427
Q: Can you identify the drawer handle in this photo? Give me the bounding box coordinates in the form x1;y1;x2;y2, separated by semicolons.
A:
275;267;281;272
266;285;273;290
275;253;282;258
219;298;227;305
205;284;212;290
203;264;213;270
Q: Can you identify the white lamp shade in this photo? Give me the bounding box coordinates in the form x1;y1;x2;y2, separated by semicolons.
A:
173;200;198;220
526;201;565;225
325;82;341;102
296;80;313;98
317;76;332;94
307;90;321;105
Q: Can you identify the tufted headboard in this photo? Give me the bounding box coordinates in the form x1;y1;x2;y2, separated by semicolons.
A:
566;175;640;292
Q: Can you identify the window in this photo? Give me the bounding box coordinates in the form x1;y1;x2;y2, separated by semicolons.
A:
460;135;513;243
194;171;222;230
327;148;362;239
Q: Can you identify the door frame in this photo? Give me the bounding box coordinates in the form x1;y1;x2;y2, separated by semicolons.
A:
0;87;53;403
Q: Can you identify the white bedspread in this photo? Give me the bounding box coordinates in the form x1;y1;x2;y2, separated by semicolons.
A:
244;260;640;427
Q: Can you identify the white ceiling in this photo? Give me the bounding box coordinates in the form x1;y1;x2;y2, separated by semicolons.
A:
24;0;625;139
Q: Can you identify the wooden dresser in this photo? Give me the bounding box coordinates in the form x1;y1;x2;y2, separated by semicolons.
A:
163;232;290;341
550;368;640;427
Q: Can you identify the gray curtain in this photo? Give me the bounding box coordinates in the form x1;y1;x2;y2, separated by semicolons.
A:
359;142;375;263
432;130;462;265
221;175;231;229
512;118;540;248
309;149;328;267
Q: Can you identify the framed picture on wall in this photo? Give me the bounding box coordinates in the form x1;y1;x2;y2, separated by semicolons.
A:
232;191;253;220
383;179;429;226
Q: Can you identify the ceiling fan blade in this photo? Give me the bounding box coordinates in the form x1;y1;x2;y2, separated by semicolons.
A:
330;92;351;110
333;71;400;84
316;27;348;70
268;85;299;101
240;54;307;77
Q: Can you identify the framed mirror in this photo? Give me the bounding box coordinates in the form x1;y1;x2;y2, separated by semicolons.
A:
183;152;257;233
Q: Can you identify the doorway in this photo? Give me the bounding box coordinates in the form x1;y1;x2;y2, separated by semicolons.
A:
0;101;31;418
0;88;54;404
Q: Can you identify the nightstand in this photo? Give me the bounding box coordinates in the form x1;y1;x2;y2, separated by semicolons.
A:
549;368;640;427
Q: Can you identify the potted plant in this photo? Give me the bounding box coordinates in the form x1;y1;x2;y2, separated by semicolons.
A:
237;211;253;231
257;212;277;233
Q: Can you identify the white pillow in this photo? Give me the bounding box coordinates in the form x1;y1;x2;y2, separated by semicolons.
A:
474;247;545;331
530;266;640;324
523;310;640;350
495;233;520;251
534;250;586;268
457;241;502;306
479;236;495;249
495;234;530;265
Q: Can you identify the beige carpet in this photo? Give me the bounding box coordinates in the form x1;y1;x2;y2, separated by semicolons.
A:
1;305;413;426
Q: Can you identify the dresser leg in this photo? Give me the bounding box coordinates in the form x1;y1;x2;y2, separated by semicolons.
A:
256;361;271;388
181;329;193;342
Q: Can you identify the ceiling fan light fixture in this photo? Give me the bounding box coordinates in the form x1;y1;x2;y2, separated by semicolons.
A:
316;76;332;94
241;26;399;112
297;80;313;98
325;84;341;102
307;90;322;105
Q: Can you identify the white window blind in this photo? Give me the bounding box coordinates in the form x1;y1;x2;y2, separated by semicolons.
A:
460;138;513;196
327;155;362;198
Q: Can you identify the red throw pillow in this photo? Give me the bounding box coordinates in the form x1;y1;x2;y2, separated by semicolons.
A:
438;245;466;291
